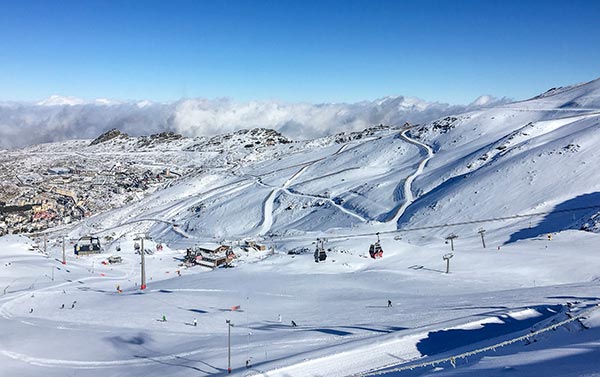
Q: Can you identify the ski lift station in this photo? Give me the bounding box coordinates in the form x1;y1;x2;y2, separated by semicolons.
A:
184;243;235;268
74;236;102;255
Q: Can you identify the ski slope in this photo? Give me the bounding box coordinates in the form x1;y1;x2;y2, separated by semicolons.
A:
384;129;435;225
2;78;600;376
2;230;600;377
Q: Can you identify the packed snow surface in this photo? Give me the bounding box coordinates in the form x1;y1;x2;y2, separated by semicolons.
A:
2;78;600;376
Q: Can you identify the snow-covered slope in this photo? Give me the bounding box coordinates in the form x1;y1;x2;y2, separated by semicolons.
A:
2;78;600;377
67;78;600;249
400;78;600;243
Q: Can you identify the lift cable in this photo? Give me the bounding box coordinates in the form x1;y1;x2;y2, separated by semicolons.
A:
153;203;600;246
268;203;600;242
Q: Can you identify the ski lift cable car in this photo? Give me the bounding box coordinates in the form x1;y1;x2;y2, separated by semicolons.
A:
314;238;327;263
369;232;383;259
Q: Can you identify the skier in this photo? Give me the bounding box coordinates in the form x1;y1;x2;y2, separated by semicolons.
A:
278;314;282;323
388;300;392;307
71;300;77;309
193;318;197;327
291;320;297;327
60;303;65;309
162;315;167;322
29;308;34;313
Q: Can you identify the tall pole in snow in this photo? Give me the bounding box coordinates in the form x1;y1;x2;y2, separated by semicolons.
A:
62;235;66;264
445;234;458;251
478;229;486;249
443;253;453;274
226;319;234;373
140;235;146;290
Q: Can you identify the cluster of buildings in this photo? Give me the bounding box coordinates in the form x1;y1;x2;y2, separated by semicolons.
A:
0;162;179;236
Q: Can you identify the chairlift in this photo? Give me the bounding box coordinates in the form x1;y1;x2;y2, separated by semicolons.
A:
369;232;383;259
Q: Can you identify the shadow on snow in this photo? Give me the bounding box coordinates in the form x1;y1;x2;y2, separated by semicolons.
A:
416;305;562;356
506;192;600;244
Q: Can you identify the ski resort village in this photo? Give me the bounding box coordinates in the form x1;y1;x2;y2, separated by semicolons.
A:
1;77;600;376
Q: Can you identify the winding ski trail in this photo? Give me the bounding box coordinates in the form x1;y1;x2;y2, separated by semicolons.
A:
385;130;434;225
256;144;351;236
257;129;434;236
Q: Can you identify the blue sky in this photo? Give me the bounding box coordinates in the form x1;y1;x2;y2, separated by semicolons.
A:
0;0;599;104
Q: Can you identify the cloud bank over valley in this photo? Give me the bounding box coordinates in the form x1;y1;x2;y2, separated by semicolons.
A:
0;95;510;149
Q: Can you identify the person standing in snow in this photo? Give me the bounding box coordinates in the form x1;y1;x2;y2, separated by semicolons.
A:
193;318;197;327
162;315;167;322
291;320;297;327
388;300;392;307
278;314;282;323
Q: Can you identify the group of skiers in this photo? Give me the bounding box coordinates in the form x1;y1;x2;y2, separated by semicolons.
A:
29;300;77;314
158;315;197;327
278;314;297;327
27;297;393;335
59;301;77;309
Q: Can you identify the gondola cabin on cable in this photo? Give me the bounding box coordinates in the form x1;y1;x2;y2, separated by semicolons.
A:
74;236;102;255
314;238;327;263
369;233;383;259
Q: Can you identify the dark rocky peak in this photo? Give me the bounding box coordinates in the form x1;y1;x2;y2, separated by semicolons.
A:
89;128;129;146
136;131;184;148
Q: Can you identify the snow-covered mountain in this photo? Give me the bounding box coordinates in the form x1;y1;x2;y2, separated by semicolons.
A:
3;78;599;243
2;78;600;377
59;77;600;248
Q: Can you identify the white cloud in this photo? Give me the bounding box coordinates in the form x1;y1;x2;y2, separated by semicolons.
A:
0;95;512;149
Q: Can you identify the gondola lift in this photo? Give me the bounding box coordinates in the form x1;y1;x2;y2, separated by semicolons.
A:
369;232;383;259
314;238;327;263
